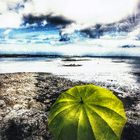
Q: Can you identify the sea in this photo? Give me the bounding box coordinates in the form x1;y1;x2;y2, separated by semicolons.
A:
0;24;140;92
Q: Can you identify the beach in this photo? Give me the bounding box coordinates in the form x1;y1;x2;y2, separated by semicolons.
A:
0;0;140;140
0;71;139;140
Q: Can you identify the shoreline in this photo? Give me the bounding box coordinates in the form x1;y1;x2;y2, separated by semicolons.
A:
0;54;140;59
0;72;139;140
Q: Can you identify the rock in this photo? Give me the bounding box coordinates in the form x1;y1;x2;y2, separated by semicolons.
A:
0;109;50;140
0;73;51;140
0;100;6;108
0;73;139;140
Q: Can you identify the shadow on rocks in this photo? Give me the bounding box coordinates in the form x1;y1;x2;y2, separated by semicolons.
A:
1;120;23;140
121;123;140;140
34;73;85;112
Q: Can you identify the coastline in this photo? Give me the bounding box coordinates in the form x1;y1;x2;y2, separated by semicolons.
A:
0;72;139;140
0;54;140;59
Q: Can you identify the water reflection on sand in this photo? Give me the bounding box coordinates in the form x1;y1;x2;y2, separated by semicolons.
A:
0;57;139;90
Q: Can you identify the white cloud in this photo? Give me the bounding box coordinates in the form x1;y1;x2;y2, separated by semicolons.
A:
0;0;139;28
48;0;139;25
0;0;24;28
20;0;49;16
0;1;8;12
0;12;22;28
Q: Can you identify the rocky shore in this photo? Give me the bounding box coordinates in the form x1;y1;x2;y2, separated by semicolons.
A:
0;72;139;140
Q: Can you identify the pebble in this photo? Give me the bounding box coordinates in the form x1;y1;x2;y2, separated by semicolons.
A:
0;100;6;108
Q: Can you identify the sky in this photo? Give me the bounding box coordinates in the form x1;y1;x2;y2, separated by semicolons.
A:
0;0;139;28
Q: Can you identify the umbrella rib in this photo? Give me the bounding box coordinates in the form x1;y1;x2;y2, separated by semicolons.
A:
58;125;65;140
77;108;82;140
84;91;99;100
49;104;77;124
54;100;76;104
64;92;79;99
88;103;126;119
82;106;96;140
76;106;83;140
57;104;81;140
87;97;119;102
87;105;120;138
84;89;98;99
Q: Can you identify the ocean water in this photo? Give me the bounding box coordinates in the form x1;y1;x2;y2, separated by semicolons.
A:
0;25;140;90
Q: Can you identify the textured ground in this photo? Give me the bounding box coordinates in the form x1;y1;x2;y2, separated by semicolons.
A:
0;72;139;140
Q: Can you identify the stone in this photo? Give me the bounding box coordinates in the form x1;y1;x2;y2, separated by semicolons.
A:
0;100;6;108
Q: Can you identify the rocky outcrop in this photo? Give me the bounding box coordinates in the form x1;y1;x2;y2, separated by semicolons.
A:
0;73;139;140
0;73;50;140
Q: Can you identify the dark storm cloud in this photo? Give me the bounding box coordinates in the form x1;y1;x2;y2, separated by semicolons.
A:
81;7;140;39
23;14;74;26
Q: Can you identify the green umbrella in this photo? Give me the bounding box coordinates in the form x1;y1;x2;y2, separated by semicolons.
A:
49;84;127;140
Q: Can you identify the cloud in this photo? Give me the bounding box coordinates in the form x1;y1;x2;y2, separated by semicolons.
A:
0;0;139;28
0;12;22;28
49;0;139;24
0;1;7;13
23;14;74;26
23;0;138;24
0;0;24;28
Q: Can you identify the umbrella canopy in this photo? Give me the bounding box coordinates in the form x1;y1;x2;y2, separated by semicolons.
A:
49;84;127;140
